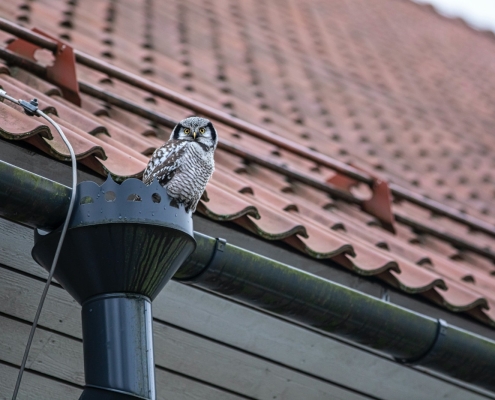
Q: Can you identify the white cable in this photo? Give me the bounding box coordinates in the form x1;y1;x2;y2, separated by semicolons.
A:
0;90;20;105
0;91;78;399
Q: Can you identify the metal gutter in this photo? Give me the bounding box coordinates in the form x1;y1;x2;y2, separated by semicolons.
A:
177;235;495;392
0;160;69;230
1;161;495;393
1;17;495;240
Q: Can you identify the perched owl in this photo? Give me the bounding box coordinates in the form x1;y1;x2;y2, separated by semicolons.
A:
142;116;218;212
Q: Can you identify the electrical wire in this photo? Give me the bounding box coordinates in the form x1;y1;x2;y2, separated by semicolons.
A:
0;90;78;399
0;90;19;105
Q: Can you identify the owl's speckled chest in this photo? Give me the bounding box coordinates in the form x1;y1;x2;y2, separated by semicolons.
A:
166;142;215;211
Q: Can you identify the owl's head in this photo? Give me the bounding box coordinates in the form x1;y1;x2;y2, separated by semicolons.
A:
171;116;218;149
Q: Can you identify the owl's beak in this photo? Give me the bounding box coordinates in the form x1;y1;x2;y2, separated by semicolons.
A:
193;131;197;139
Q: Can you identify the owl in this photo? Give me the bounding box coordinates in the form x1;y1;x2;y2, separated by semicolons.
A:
142;116;218;213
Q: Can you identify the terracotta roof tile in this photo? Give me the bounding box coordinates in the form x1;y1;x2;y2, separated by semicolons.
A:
198;183;260;221
41;115;107;161
13;68;62;96
97;116;157;156
213;149;246;174
79;93;109;116
0;75;107;135
427;278;489;312
0;101;51;140
2;0;495;327
226;192;309;241
386;265;447;294
241;166;293;193
79;145;146;180
105;107;157;137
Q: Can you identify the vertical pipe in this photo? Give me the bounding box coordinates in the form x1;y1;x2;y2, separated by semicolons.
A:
80;294;156;400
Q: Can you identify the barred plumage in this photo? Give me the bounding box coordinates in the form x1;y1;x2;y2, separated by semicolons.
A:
143;117;217;212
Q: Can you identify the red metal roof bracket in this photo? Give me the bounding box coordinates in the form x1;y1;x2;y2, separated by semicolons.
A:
327;168;396;233
363;178;396;234
326;173;357;193
6;28;80;106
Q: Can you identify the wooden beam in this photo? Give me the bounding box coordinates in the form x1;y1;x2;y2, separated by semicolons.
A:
0;362;81;400
0;314;251;400
0;269;370;400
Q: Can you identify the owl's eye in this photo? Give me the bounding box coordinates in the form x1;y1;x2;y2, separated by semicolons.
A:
183;128;191;135
199;127;206;134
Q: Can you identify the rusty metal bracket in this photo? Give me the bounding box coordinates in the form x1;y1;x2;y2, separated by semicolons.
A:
6;28;81;106
327;167;396;233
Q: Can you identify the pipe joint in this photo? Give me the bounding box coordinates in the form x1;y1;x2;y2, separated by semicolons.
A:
395;319;448;365
180;237;227;283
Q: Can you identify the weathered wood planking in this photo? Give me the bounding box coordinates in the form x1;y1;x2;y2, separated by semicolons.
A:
0;315;248;400
152;323;362;400
0;218;40;277
0;363;81;400
0;316;84;384
2;362;239;400
0;217;492;399
0;269;369;400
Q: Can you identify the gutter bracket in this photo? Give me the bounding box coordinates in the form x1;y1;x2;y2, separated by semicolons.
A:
6;28;81;106
197;237;227;282
181;237;227;283
395;319;448;365
327;165;396;233
209;237;226;262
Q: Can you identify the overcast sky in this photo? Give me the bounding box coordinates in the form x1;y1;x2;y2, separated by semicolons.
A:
414;0;495;32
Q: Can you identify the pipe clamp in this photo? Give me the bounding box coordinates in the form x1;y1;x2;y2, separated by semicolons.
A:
395;319;448;365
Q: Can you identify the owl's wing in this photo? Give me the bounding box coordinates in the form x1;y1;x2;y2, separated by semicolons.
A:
142;140;188;185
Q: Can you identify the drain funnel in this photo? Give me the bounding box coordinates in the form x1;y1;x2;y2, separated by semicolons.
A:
32;176;196;399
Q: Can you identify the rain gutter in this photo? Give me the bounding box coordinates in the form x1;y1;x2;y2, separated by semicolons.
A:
1;160;495;393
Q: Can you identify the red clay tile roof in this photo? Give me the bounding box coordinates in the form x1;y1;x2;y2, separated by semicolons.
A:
1;0;495;326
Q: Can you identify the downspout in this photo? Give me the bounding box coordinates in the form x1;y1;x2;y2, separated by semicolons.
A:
18;169;197;399
2;161;495;393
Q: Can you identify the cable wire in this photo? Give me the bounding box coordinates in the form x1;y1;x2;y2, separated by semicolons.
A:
0;91;78;399
0;91;20;105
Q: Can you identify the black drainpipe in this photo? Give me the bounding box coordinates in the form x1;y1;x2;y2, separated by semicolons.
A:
2;161;495;393
31;176;196;399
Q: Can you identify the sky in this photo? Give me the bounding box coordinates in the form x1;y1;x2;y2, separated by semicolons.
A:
414;0;495;32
